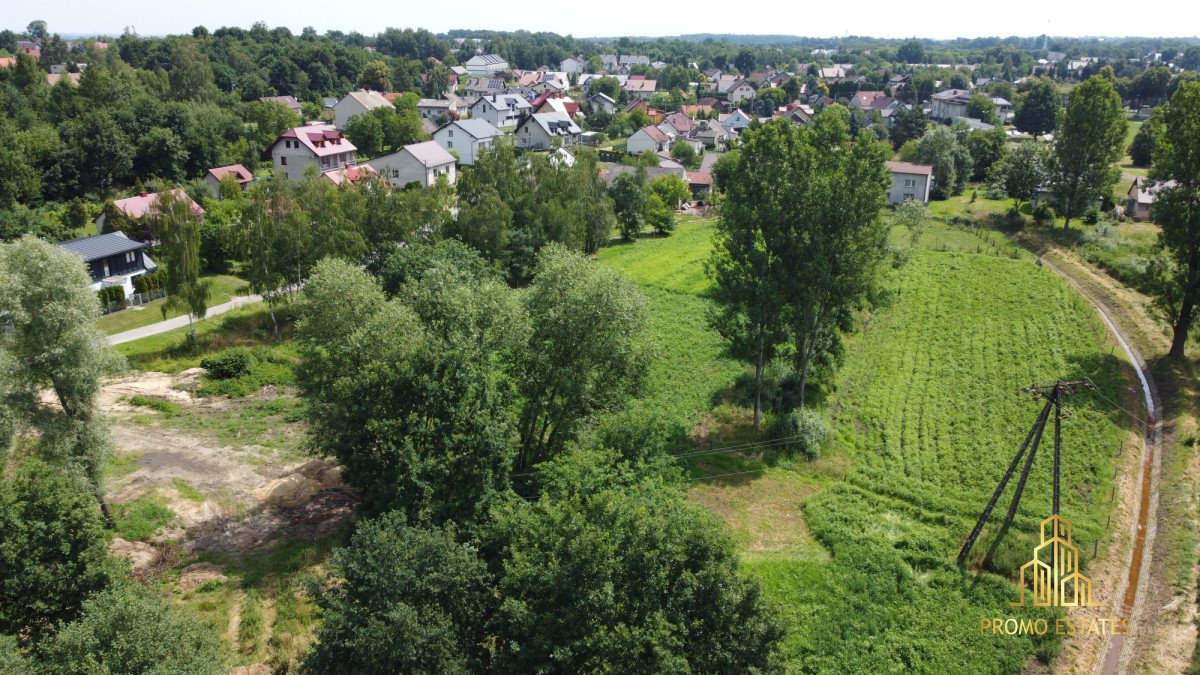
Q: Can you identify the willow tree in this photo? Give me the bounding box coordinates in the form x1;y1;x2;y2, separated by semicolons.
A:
0;236;122;523
152;190;210;342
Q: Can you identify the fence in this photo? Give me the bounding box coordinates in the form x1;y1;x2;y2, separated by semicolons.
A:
100;288;167;316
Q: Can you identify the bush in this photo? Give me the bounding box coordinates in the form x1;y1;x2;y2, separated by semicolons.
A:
200;347;254;379
1082;208;1100;225
97;285;126;310
770;407;828;461
133;269;165;294
1032;202;1054;226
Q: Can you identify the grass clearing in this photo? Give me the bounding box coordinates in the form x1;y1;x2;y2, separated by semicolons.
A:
104;451;144;478
96;274;250;335
598;212;1131;671
115;304;293;373
172;478;206;503
127;394;182;417
113;491;176;541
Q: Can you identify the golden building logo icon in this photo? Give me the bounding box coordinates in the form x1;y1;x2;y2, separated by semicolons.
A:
1010;514;1100;607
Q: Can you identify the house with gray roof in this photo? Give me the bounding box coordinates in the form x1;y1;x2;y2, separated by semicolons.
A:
367;141;457;188
332;90;393;129
58;232;157;295
433;118;502;165
470;93;532;130
516;112;581;151
464;54;509;76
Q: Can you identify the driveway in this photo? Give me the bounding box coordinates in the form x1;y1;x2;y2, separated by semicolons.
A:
107;294;262;346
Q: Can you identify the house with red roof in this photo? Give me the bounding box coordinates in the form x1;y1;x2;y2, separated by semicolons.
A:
268;124;358;181
627;125;672;155
885;161;933;205
205;164;255;196
321;163;378;186
93;189;205;235
623;78;658;101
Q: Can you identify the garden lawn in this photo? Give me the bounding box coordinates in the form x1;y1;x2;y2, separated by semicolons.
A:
96;274;250;335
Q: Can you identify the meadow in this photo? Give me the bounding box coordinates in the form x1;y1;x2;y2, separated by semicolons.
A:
597;216;1131;671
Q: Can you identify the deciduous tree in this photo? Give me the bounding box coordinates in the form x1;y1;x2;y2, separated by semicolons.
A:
152;189;211;340
1013;78;1060;137
1048;76;1126;227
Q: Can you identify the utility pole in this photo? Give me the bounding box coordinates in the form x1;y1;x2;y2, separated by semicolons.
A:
956;379;1094;565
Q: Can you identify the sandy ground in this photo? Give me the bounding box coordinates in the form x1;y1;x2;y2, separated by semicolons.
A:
100;370;355;557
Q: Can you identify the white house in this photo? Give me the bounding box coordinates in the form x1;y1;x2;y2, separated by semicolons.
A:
885;161;933;205
517;112;581;151
268;124;358;181
332;90;393;129
587;92;617;114
623;78;657;100
930;89;972;121
627;125;672;155
469;94;532;130
659;112;694;138
204;164;254;196
718;109;752;131
727;79;757;104
367;141;457;188
433;118;501;166
561;56;586;74
464;54;509;76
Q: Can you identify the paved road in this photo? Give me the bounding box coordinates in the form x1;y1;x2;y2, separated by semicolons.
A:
107;294;263;346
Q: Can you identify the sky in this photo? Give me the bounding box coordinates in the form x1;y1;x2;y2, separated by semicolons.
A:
6;0;1200;41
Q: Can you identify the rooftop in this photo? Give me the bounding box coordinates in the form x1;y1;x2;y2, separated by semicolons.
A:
59;232;144;262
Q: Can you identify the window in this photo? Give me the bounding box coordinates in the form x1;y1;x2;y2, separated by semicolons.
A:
126;251;136;264
903;178;915;188
280;156;287;166
392;169;399;178
448;141;453;148
904;193;915;200
448;130;453;137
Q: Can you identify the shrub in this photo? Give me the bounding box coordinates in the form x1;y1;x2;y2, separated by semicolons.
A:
133;269;165;294
948;214;974;228
1032;202;1054;226
200;347;254;379
1082;208;1100;225
97;285;126;310
770;407;828;461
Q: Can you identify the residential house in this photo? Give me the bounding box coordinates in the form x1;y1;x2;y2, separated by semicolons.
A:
651;61;667;70
48;63;87;75
432;118;501;166
321;164;378;186
516;112;581;151
15;40;40;59
713;74;741;94
930;89;972;120
536;95;582;119
992;97;1013;120
46;73;81;86
885;161;933;205
681;103;713;118
587;92;617;114
627;125;673;155
718;109;752;131
659;112;694;138
464;54;509;76
204;164;254;196
469;93;533;130
686;171;713;200
332;90;393;129
561;56;586;74
268;124;358;181
601;54;649;72
691;120;733;150
58;232;157;296
888;74;910;95
1126;177;1176;221
463;78;506;97
0;57;14;69
367;141;457;188
417;98;455;121
849;90;888;110
624;78;658;100
260;95;303;115
94;189;205;235
727;79;757;104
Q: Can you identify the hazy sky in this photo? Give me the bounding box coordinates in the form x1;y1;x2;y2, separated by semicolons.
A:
6;0;1200;40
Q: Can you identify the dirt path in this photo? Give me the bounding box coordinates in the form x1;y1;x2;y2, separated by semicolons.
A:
1020;240;1188;675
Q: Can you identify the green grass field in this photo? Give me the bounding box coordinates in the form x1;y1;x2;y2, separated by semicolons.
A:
97;274;250;335
597;214;1130;671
